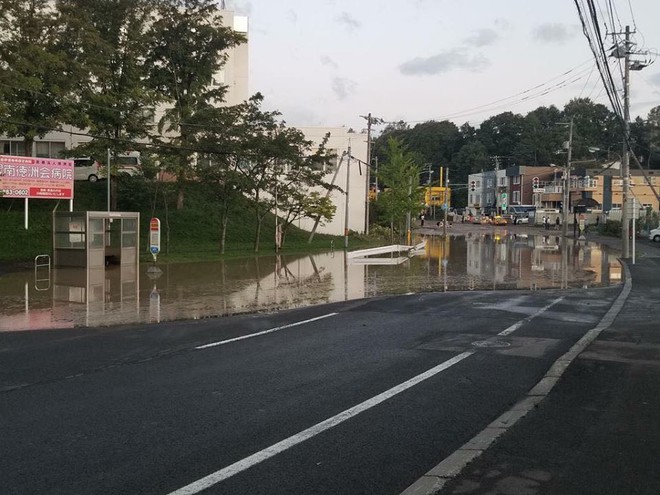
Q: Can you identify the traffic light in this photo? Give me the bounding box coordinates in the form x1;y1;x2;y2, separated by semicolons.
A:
533;176;540;189
470;180;476;192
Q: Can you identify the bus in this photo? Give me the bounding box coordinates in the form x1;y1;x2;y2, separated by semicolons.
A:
508;205;536;223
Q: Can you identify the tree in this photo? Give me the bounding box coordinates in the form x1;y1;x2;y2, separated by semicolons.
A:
146;0;246;210
476;111;526;158
0;0;72;156
451;141;489;206
562;98;619;160
57;0;161;208
513;105;563;166
194;104;247;254
376;137;424;240
274;136;338;247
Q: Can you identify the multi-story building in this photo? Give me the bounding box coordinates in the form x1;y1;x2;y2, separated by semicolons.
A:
1;8;370;235
1;7;250;157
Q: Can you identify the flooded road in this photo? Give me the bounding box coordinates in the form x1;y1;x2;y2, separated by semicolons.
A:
0;231;621;331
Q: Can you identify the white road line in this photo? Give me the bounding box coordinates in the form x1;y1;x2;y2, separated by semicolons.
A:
401;268;632;495
497;297;564;336
194;313;339;350
167;351;475;495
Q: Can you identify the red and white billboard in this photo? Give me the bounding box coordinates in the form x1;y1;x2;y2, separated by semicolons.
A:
0;155;74;199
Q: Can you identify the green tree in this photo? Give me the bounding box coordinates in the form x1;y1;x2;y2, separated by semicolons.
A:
0;0;72;155
376;137;424;240
274;138;338;247
451;141;489;206
513;105;563;165
562;98;620;160
476;111;526;158
146;0;246;210
194;104;247;254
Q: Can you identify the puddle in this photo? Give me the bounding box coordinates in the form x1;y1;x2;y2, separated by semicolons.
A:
0;232;621;331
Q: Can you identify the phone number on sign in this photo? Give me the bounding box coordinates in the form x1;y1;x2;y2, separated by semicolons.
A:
1;189;29;196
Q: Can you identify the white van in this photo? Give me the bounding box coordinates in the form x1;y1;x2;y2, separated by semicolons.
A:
73;157;102;182
73;152;141;181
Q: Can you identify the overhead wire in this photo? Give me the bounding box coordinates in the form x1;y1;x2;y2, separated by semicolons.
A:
400;61;596;125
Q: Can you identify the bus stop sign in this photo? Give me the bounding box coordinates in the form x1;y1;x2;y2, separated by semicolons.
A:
150;217;161;259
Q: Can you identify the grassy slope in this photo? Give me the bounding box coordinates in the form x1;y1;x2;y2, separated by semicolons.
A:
0;177;346;263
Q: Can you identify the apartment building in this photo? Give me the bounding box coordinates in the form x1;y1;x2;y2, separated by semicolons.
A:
1;8;249;157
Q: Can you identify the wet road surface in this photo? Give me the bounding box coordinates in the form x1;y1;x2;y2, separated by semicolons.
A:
0;232;621;331
0;284;623;494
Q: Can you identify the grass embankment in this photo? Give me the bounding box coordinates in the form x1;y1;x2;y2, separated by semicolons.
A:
0;177;373;264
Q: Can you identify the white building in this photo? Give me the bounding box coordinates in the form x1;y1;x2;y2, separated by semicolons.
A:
1;7;369;235
1;7;249;156
296;127;369;236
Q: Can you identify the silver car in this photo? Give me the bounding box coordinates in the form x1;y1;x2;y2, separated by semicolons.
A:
649;227;660;243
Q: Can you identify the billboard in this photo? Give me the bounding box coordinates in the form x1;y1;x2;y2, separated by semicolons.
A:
0;155;74;199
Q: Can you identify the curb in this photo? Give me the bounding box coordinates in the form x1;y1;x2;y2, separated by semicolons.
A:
400;259;633;495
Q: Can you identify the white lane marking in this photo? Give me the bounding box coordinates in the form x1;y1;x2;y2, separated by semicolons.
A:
195;313;339;350
167;351;474;495
497;297;564;336
401;266;632;495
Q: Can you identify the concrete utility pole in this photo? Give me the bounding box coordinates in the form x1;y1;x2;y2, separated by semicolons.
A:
360;113;383;235
344;143;351;249
562;118;573;240
621;25;632;258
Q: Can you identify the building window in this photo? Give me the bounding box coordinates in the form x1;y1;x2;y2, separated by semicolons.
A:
513;191;520;203
611;203;622;210
476;180;481;187
499;177;507;186
2;140;65;157
513;176;520;185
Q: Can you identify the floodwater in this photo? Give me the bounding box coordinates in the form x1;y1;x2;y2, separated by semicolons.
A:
0;231;621;331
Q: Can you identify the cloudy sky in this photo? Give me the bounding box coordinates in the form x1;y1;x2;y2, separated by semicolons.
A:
231;0;660;132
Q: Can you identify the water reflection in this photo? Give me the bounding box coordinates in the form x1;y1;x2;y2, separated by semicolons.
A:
0;233;621;331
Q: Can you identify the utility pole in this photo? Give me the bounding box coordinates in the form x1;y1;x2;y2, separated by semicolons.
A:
360;113;383;235
562;118;573;239
344;143;351;249
621;25;632;258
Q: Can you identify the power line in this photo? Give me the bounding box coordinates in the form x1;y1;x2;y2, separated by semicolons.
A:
399;61;596;125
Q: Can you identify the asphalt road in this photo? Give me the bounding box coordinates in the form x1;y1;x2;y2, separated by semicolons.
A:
0;285;623;495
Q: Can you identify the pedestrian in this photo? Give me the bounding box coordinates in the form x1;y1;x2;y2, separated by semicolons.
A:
420;214;425;227
555;216;560;230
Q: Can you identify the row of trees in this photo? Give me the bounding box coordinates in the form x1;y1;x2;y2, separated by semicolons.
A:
372;99;660;207
0;0;339;252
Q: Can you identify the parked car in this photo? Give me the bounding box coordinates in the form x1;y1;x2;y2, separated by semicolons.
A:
649;227;660;242
73;152;141;181
73;157;101;182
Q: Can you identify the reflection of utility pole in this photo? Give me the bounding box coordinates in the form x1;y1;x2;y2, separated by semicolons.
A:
562;118;573;239
360;113;383;235
443;169;449;237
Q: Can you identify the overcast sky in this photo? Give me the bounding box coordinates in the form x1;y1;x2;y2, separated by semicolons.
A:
231;0;660;132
